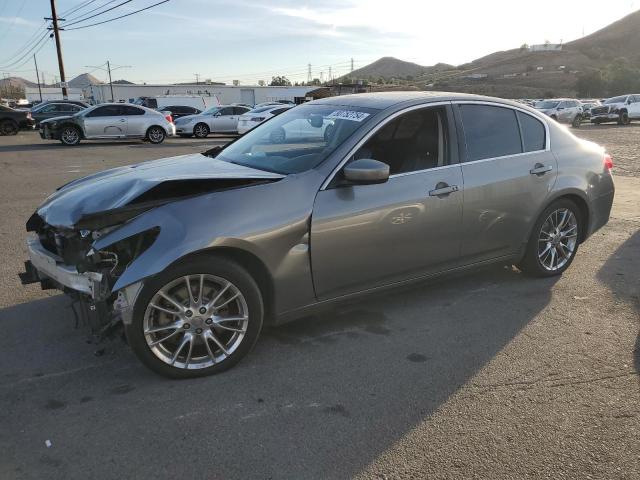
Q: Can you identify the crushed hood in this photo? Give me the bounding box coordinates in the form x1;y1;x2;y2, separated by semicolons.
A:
36;153;284;228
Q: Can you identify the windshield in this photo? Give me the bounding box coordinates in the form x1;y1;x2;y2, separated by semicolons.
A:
604;96;627;104
536;101;560;109
217;104;378;174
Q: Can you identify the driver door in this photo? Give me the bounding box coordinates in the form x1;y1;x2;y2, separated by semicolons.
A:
310;105;464;300
83;105;127;137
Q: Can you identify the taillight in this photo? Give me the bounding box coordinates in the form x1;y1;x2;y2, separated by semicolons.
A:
165;114;173;123
604;153;613;170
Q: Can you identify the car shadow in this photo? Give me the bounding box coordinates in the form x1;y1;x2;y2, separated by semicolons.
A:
0;263;560;478
596;229;640;382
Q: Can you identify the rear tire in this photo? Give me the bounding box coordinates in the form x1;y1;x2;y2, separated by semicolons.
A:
125;255;264;379
146;126;166;144
60;125;81;146
617;111;630;125
0;119;19;136
517;199;582;277
193;123;209;138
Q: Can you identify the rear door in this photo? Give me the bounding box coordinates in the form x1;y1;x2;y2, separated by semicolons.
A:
83;105;126;137
311;104;464;299
455;103;556;263
122;105;148;136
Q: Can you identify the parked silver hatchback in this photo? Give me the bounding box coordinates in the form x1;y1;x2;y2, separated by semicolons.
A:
21;92;615;378
39;103;176;146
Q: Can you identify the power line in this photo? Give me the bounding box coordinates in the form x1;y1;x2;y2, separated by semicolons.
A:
0;0;27;44
61;0;133;28
59;0;100;17
64;0;119;22
65;0;171;31
0;21;48;64
0;31;50;70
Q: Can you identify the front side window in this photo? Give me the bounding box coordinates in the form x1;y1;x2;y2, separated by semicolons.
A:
350;106;449;175
460;105;522;161
217;104;377;174
87;105;121;117
517;112;545;152
604;96;628;104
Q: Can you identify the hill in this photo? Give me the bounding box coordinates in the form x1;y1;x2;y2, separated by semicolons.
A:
349;9;640;98
345;57;453;81
67;73;103;88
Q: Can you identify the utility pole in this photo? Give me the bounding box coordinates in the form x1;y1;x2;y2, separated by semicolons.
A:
33;55;43;102
350;58;354;72
107;60;114;101
194;73;200;85
307;63;312;84
47;0;68;99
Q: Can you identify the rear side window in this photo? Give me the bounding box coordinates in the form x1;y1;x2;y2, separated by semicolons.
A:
123;106;145;115
517;112;545;152
460;105;522;161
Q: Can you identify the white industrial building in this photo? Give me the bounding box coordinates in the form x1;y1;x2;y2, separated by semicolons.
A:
83;83;319;105
25;87;84;102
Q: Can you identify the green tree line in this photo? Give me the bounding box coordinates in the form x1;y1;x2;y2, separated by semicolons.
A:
575;58;640;98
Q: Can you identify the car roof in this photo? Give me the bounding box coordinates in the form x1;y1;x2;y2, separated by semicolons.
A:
309;91;529;110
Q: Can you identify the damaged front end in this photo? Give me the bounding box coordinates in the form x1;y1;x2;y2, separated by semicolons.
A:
20;209;160;338
19;152;285;340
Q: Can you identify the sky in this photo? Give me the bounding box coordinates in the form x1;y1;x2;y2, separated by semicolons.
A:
0;0;637;85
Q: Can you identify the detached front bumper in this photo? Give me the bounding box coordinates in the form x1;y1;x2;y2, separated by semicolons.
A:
20;234;103;298
39;124;60;140
590;113;618;122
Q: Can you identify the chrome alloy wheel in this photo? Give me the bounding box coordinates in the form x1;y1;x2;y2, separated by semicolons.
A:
537;208;578;271
61;127;79;144
143;274;249;370
148;127;164;143
194;123;208;137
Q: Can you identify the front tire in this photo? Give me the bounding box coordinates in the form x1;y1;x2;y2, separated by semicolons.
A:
571;114;582;128
146;126;166;144
517;199;581;277
0;119;19;135
193;123;209;138
60;126;81;145
126;256;264;378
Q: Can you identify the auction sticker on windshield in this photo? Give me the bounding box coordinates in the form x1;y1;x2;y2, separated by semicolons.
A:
327;110;370;122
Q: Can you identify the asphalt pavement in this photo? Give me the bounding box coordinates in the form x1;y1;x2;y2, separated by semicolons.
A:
0;129;638;480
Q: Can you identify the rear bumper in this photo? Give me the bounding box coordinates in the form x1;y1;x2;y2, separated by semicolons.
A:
588;187;615;238
21;235;103;298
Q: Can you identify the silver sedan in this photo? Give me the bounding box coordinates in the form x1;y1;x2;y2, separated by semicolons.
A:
174;105;251;137
21;92;615;378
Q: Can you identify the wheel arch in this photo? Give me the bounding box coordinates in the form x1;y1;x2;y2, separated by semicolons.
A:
176;247;276;323
146;124;168;136
541;190;590;243
59;122;85;139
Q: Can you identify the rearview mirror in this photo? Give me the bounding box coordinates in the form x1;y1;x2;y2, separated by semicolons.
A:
343;159;389;184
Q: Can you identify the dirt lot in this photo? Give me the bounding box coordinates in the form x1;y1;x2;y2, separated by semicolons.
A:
0;126;638;480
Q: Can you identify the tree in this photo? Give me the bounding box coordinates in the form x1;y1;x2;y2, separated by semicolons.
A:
575;70;606;98
270;76;292;86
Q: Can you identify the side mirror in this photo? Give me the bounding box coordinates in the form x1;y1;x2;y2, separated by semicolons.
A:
343;159;389;184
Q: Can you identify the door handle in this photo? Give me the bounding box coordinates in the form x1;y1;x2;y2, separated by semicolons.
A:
429;183;459;197
530;163;553;175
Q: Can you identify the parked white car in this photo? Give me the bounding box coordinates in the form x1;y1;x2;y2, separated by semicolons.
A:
534;99;583;127
237;105;293;134
589;94;640;125
174;105;251;137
